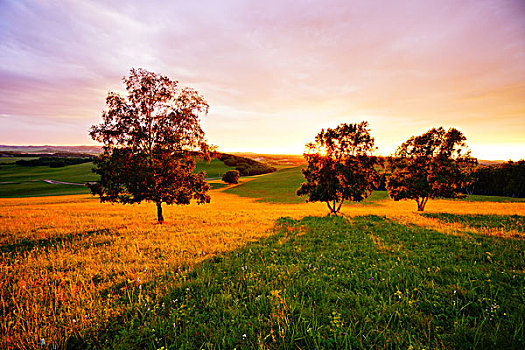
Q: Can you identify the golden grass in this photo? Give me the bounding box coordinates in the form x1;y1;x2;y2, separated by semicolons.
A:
1;189;523;348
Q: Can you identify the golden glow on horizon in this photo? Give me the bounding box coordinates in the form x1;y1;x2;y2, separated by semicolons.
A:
0;0;523;161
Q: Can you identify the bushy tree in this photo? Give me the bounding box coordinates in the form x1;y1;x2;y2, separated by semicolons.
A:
297;122;380;215
387;127;477;211
469;160;525;198
222;170;240;184
89;68;213;223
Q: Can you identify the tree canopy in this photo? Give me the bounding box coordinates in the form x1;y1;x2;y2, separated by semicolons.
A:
222;170;240;184
297;122;380;215
89;68;213;223
386;127;477;211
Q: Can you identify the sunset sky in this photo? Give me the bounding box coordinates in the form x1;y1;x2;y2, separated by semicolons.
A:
1;0;524;160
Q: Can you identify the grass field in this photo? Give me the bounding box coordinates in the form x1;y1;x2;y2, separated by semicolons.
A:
0;158;234;198
224;166;307;204
1;165;525;349
223;166;518;206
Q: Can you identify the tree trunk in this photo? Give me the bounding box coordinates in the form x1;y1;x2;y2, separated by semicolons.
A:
336;199;344;213
327;201;334;214
156;202;164;224
417;197;428;211
326;199;345;216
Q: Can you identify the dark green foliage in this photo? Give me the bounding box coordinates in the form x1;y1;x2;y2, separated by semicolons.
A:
469;160;525;198
298;122;380;214
387;127;477;211
217;153;276;176
15;157;92;168
87;216;525;349
89;148;210;207
222;169;240;184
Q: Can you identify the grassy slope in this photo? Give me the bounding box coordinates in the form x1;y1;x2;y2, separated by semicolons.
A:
225;166;524;205
225;165;390;205
0;162;98;198
194;158;235;178
0;159;235;198
224;166;307;204
92;215;525;349
2;182;524;348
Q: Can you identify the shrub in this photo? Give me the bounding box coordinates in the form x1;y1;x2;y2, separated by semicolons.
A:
222;170;240;184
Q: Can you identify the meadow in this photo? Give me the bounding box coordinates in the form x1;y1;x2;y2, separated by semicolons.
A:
0;159;234;198
1;165;524;349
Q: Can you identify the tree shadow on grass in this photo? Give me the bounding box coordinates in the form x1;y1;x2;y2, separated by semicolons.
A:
0;228;112;254
68;215;525;350
421;213;525;235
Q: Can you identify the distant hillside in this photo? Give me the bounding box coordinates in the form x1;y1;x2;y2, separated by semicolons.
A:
0;146;508;166
0;145;102;155
230;153;306;166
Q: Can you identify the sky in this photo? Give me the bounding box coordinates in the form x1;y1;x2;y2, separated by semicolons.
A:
1;0;524;160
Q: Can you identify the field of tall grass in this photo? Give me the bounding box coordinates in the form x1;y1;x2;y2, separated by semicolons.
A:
1;169;524;348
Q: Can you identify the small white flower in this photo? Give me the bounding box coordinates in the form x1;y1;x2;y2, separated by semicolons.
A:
41;338;45;346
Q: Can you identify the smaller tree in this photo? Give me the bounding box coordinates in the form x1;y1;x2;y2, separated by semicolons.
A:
297;122;380;215
386;127;477;211
222;170;240;184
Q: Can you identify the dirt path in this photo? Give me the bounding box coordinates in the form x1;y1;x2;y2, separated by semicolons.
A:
42;179;85;186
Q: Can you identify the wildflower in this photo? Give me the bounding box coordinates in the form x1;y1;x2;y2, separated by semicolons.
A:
139;285;142;290
41;338;45;346
72;319;76;323
242;334;247;340
173;323;176;328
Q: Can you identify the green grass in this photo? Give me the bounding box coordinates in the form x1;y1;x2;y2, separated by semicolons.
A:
0;157;39;164
0;162;98;197
80;215;525;349
0;161;97;183
224;166;307;204
224;165;524;206
225;165;389;205
194;158;235;178
0;158;235;198
422;213;525;233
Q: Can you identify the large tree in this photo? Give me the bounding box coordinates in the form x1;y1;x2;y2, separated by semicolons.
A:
386;127;477;211
89;68;213;223
297;122;380;215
